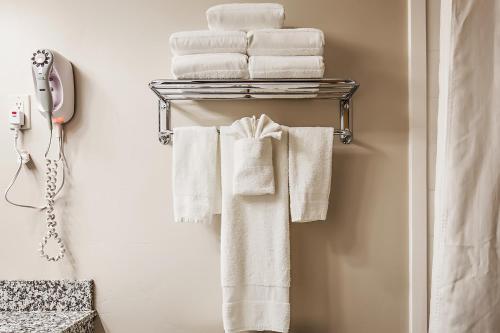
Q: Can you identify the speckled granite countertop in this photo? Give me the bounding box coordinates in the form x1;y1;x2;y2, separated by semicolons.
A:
0;311;95;333
0;280;96;333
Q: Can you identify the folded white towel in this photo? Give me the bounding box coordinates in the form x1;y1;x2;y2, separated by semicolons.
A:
230;115;282;195
169;30;247;56
220;126;290;333
288;127;334;222
249;56;325;79
171;54;249;79
207;3;285;32
173;126;220;223
247;28;324;56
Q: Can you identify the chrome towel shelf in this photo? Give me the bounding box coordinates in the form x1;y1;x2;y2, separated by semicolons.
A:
148;79;359;145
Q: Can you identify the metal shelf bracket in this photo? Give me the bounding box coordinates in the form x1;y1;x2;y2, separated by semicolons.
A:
339;99;353;144
158;100;172;145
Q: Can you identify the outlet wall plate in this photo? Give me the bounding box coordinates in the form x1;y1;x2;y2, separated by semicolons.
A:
8;94;31;129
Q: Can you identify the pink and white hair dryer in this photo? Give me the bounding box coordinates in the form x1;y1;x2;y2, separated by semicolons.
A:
31;49;74;129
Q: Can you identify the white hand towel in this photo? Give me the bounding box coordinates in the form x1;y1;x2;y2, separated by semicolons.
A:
249;56;325;79
288;127;334;222
220;126;290;333
171;53;249;79
207;3;285;32
169;30;247;56
230;115;282;195
173;126;220;223
247;28;324;56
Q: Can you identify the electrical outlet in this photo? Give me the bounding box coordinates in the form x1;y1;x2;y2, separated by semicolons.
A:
8;94;31;129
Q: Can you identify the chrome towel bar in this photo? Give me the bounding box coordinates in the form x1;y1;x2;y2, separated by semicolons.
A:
148;79;359;145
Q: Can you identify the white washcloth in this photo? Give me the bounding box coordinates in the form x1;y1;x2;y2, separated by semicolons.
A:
207;3;285;32
249;56;325;79
220;126;290;333
230;115;282;195
173;126;220;223
288;127;334;222
171;53;249;79
247;28;324;56
169;30;247;56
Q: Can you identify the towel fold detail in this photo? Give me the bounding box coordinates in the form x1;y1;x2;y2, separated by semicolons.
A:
172;53;249;79
249;56;324;79
173;126;220;223
230;115;282;196
207;3;285;32
223;286;290;333
247;28;324;56
288;127;333;222
230;114;282;140
233;138;274;196
169;30;247;56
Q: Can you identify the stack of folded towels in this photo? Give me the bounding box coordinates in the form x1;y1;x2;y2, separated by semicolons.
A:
169;3;325;79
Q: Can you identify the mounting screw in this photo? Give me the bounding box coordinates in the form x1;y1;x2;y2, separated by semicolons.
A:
159;132;171;145
340;129;352;144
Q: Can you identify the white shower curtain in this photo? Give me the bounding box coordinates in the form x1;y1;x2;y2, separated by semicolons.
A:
429;1;500;332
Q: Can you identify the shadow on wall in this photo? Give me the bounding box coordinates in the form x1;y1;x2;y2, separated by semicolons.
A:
289;145;380;333
95;317;106;333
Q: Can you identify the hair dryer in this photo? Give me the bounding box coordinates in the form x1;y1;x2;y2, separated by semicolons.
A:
31;49;74;129
31;49;74;261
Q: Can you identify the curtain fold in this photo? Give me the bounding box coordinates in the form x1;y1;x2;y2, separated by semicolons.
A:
429;1;500;332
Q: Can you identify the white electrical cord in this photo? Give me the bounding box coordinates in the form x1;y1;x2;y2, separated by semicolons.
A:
39;124;66;261
4;127;65;209
4;126;67;261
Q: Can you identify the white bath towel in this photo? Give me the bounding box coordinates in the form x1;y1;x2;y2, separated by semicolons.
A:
171;53;249;79
220;126;290;333
288;127;334;222
249;56;325;79
247;28;324;56
207;3;285;32
169;30;247;56
173;126;220;223
230;115;282;195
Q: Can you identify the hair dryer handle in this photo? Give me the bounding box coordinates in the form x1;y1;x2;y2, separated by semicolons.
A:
35;77;53;123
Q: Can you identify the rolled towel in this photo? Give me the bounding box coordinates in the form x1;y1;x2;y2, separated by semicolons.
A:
249;56;325;79
230;115;282;196
172;53;249;79
169;30;247;56
173;126;221;223
288;127;334;222
247;28;324;56
207;3;285;32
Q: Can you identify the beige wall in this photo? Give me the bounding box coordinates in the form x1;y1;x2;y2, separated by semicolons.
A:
0;1;409;332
